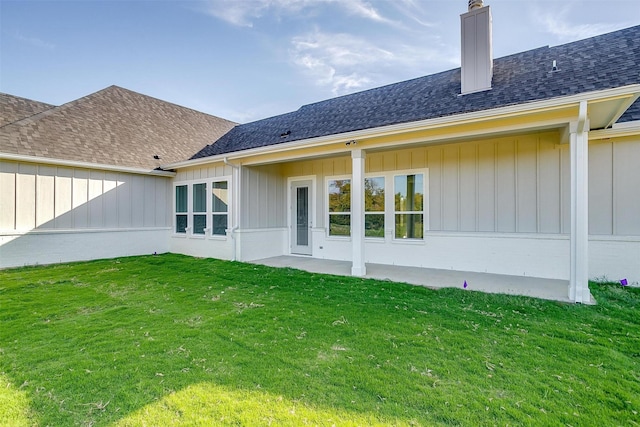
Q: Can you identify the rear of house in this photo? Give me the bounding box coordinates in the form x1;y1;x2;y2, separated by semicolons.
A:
1;2;639;304
163;6;640;303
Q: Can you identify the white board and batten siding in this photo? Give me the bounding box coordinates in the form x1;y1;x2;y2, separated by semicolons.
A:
170;164;236;259
238;165;288;261
0;160;171;268
588;137;640;284
280;131;639;283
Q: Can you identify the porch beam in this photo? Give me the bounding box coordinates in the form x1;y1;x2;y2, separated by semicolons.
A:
569;100;590;303
351;149;366;276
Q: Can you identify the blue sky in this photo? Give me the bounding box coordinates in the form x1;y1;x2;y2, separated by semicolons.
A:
1;0;639;123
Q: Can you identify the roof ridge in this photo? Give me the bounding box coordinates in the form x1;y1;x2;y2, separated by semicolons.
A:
107;85;238;123
4;85;237;129
3;87;114;128
0;93;57;129
0;92;55;107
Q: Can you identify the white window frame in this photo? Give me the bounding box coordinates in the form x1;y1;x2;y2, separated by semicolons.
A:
192;181;208;238
364;175;386;239
172;176;232;239
326;175;352;239
173;183;189;237
392;169;428;241
210;177;231;239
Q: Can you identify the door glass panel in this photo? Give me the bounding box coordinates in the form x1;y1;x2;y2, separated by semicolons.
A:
296;187;308;246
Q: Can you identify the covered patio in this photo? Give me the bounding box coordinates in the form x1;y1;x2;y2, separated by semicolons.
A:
251;255;588;304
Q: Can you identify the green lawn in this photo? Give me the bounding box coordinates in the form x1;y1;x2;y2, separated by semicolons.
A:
0;254;638;426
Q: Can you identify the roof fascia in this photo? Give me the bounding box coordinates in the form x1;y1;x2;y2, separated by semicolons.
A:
163;84;640;169
0;153;176;177
590;121;640;140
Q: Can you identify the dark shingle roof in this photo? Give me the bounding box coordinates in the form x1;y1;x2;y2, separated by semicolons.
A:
193;25;640;159
0;93;55;127
1;86;236;170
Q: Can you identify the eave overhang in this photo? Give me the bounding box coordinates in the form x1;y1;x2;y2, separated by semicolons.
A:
163;84;640;170
0;153;176;177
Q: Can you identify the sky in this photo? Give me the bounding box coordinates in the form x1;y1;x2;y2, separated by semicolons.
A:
1;0;639;124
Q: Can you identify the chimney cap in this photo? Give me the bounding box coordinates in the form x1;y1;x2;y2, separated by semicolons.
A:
468;0;484;11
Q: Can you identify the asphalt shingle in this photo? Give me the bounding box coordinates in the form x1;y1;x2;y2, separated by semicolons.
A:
193;25;640;159
0;86;236;170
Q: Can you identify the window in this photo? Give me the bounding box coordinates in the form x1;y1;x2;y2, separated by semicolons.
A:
175;185;188;233
394;174;424;239
365;177;385;238
328;179;351;236
193;183;207;235
211;181;228;236
174;178;230;237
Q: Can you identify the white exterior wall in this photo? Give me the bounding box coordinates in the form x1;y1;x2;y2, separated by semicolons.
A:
241;164;287;229
236;228;288;261
0;160;171;268
278;131;639;283
170;164;288;262
588;136;640;284
169;234;234;260
1;229;169;268
170;164;235;258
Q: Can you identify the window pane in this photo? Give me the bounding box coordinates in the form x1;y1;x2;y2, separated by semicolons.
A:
329;214;351;236
365;177;385;212
395;214;423;239
365;213;385;238
212;214;227;236
213;181;228;213
175;185;187;213
296;187;309;246
328;179;351;213
193;183;206;213
193;214;206;234
176;214;187;233
394;174;423;211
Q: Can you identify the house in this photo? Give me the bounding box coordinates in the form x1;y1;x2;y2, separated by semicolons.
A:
1;2;639;303
0;86;235;266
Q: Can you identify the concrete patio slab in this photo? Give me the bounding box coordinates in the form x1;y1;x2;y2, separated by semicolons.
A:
251;255;580;303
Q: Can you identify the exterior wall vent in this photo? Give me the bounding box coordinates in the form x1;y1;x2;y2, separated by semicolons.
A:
460;2;493;94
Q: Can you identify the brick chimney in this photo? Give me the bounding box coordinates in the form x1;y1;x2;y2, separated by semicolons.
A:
460;0;493;94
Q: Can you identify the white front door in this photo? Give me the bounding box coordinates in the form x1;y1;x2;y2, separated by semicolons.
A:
291;180;312;255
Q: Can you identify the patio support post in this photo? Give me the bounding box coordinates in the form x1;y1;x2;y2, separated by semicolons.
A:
569;100;590;303
351;149;366;276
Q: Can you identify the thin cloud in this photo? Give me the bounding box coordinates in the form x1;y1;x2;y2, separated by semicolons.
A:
201;0;393;27
14;32;55;50
290;29;457;95
290;30;392;94
341;1;392;24
201;0;268;27
533;4;632;42
390;0;437;28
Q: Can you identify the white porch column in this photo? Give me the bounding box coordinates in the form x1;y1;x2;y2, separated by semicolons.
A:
351;149;366;276
569;101;590;303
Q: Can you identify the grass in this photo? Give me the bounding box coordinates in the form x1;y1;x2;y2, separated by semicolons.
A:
0;254;638;426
